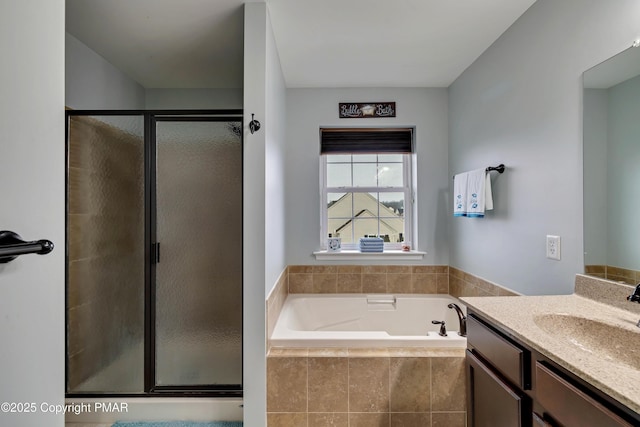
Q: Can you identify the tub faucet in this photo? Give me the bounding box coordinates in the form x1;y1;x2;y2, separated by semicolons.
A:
448;303;467;337
431;320;447;337
626;283;640;328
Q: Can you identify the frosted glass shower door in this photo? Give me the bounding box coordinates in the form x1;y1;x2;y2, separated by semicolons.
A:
66;114;145;394
154;119;242;388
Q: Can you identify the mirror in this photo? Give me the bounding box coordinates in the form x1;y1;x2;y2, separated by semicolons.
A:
583;44;640;284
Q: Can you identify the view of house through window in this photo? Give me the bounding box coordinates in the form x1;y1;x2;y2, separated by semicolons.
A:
322;152;412;250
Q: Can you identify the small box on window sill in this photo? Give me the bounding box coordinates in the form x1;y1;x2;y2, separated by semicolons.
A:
327;237;341;252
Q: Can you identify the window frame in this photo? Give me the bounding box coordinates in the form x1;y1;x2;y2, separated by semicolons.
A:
320;151;414;251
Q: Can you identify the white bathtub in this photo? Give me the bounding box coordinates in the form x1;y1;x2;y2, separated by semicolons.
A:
271;294;467;348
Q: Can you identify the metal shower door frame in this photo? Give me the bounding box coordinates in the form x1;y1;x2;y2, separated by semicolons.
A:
148;113;243;396
64;110;243;398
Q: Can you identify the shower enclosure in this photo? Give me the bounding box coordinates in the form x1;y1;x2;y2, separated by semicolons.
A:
65;111;243;396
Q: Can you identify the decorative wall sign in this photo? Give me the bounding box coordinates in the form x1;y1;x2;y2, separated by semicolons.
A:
339;102;396;118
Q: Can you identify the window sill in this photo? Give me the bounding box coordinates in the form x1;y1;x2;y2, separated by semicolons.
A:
313;250;426;261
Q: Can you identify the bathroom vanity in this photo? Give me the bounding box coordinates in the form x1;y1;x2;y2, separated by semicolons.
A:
462;275;640;427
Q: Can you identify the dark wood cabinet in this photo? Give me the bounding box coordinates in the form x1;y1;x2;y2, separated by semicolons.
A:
532;411;553;426
535;362;633;427
466;311;640;427
466;349;530;427
467;315;529;389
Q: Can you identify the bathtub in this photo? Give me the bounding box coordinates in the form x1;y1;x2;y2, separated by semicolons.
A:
271;294;467;348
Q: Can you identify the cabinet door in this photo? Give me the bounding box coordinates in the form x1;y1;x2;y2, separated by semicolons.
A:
536;362;633;427
467;350;530;427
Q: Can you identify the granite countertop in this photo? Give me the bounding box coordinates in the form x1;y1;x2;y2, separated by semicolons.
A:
461;274;640;414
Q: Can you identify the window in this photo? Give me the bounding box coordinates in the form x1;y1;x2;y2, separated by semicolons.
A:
320;128;414;250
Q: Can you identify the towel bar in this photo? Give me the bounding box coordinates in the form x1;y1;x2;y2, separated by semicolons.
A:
486;164;505;174
453;164;505;179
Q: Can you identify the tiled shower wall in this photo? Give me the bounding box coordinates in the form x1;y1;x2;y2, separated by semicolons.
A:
265;265;518;426
67;115;144;389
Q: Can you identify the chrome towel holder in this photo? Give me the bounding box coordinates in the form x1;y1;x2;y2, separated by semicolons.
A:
0;230;54;263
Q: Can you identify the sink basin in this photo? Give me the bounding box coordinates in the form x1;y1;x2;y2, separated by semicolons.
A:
533;314;640;370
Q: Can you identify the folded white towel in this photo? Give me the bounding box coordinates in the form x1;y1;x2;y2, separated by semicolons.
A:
453;168;493;217
453;172;468;217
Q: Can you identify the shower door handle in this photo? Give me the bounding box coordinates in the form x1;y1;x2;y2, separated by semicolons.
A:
152;242;160;264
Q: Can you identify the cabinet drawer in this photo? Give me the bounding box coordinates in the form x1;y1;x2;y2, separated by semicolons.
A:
532;412;553;426
466;350;529;427
467;315;529;388
536;362;633;427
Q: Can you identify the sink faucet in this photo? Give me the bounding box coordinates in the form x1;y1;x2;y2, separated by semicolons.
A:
627;284;640;328
448;303;467;337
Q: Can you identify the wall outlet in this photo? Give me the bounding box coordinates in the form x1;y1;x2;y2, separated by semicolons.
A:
546;235;561;260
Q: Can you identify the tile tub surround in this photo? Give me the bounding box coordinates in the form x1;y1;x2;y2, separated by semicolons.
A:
266;348;466;427
267;265;450;350
266;265;519;351
585;264;640;285
448;267;520;298
287;265;450;295
283;264;518;297
262;265;517;425
267;268;289;348
461;274;640;415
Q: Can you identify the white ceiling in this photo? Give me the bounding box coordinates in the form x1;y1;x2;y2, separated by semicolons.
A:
66;0;537;89
66;0;245;89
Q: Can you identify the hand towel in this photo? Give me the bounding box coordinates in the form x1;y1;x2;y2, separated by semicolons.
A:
453;172;469;217
453;168;494;217
484;171;493;211
465;168;487;217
